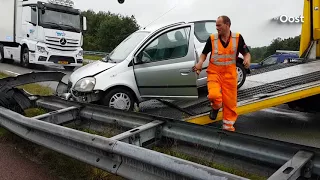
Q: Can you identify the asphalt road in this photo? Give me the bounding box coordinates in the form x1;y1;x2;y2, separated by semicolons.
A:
1;61;320;149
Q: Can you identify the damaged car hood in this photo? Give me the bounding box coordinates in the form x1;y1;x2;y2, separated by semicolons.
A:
69;61;117;83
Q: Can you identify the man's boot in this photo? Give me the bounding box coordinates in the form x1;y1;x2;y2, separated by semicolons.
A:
209;108;220;120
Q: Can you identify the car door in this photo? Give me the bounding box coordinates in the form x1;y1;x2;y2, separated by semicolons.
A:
132;23;198;99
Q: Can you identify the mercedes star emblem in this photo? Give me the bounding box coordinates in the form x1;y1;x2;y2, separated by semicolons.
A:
60;38;67;45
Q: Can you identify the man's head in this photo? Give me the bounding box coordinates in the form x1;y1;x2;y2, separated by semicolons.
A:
216;15;231;36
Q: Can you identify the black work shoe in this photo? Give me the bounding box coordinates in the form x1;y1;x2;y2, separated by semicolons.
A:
209;108;220;120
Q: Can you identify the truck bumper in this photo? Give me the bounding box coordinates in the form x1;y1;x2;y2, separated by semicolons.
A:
31;44;83;67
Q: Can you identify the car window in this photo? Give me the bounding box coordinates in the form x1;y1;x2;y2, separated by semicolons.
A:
194;21;215;43
138;27;190;63
262;57;278;65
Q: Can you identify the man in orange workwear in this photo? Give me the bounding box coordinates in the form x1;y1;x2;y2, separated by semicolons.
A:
193;15;251;132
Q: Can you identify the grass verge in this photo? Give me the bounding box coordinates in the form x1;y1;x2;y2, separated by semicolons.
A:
153;146;267;180
83;54;104;61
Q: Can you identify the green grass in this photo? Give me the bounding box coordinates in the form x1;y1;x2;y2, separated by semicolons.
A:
153;147;267;180
83;54;104;60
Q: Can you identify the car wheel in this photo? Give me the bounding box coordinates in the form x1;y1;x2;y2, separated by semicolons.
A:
236;62;246;89
101;88;135;111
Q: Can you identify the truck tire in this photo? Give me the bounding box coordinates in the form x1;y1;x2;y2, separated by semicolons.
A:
236;62;246;89
101;88;135;111
21;47;30;68
0;91;24;115
0;45;4;63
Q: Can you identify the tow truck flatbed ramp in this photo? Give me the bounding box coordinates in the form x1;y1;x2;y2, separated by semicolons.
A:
183;59;320;124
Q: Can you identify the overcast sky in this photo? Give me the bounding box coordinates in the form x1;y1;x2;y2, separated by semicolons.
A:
75;0;304;48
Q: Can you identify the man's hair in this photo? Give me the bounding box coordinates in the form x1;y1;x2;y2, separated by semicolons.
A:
218;15;231;26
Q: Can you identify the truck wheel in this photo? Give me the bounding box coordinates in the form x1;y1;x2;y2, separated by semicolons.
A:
21;47;30;68
101;88;135;111
236;62;247;89
0;45;4;63
0;91;24;115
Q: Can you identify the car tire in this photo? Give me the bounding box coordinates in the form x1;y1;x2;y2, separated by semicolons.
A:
0;91;24;115
236;62;246;89
101;88;135;111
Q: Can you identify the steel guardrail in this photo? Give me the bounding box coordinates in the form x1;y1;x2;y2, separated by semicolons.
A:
0;105;246;180
83;51;108;56
34;96;320;179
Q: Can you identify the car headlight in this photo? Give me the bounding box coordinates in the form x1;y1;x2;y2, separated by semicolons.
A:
77;50;83;57
74;77;96;92
37;46;48;54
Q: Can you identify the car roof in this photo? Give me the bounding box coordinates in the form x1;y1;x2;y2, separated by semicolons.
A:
138;20;217;33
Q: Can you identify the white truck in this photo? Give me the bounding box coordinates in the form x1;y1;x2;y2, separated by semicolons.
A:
0;0;87;70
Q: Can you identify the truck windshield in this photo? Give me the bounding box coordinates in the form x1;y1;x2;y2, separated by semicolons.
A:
105;31;150;63
40;9;81;33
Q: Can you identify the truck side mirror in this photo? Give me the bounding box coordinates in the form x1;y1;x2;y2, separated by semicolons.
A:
83;16;87;31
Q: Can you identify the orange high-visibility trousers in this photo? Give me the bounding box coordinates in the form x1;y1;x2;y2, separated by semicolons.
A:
207;71;238;131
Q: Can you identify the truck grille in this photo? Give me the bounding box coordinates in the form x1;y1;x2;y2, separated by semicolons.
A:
45;36;79;52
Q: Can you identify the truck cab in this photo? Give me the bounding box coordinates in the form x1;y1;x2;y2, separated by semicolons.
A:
0;0;87;70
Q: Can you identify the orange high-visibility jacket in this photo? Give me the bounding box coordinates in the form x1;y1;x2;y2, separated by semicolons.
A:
206;32;240;75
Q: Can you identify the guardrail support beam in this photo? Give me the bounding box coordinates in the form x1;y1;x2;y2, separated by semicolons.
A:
33;106;80;125
268;150;314;180
110;120;164;146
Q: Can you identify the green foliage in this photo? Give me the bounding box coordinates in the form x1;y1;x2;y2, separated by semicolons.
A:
81;10;140;53
250;35;301;63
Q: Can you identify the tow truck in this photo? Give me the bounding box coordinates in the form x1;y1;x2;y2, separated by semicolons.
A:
184;0;320;124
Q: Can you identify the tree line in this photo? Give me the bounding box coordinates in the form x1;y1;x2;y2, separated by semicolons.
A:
249;35;301;62
81;10;140;53
81;10;301;62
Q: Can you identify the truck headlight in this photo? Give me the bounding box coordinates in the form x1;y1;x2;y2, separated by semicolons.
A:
74;77;96;92
77;50;83;57
37;46;48;54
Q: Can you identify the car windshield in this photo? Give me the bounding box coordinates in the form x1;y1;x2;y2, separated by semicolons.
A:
105;31;150;63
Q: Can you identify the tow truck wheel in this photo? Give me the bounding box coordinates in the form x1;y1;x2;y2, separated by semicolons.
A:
236;62;246;89
21;47;30;68
101;88;135;111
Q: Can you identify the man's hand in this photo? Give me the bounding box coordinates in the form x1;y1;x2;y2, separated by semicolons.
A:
193;63;202;75
243;53;251;69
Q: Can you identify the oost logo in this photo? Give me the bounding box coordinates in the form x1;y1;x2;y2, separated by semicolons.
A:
272;15;304;24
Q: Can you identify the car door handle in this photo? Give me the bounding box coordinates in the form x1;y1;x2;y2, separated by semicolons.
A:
180;69;191;76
